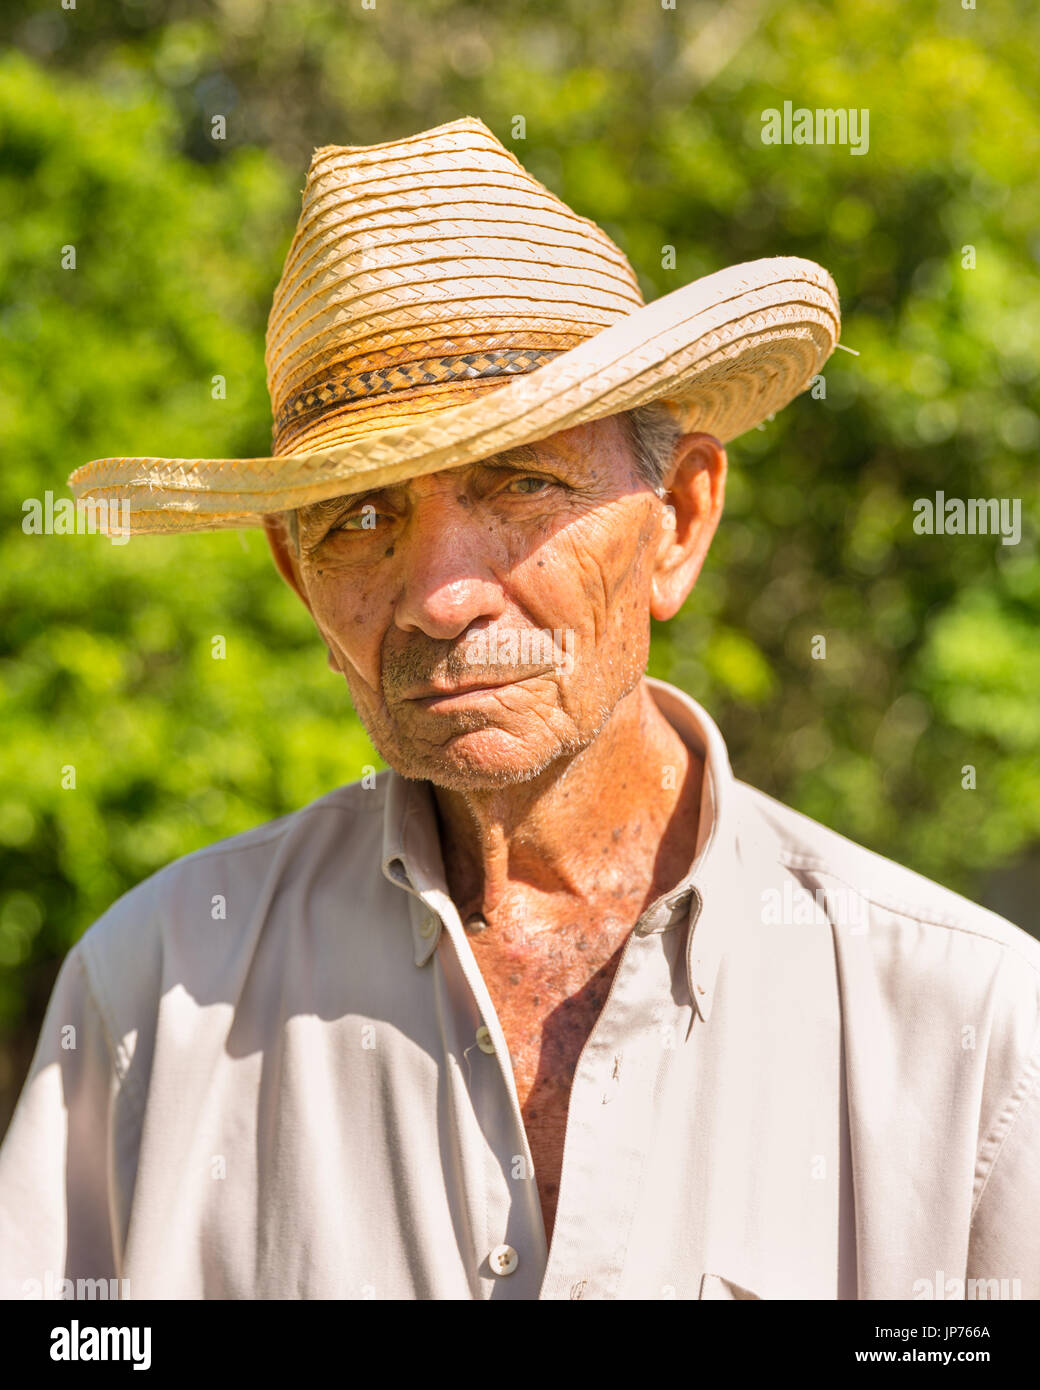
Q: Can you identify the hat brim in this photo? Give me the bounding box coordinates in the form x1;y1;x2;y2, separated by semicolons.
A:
66;256;839;535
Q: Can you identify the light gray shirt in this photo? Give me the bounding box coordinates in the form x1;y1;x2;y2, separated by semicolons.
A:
2;677;1038;1300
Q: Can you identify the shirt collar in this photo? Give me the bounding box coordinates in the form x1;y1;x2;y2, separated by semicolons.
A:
640;677;745;1023
381;770;450;967
380;676;753;1021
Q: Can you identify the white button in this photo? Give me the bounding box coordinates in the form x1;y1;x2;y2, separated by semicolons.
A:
419;913;438;938
475;1025;495;1054
490;1244;518;1276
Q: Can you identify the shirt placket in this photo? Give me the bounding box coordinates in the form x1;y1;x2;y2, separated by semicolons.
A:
538;896;693;1300
403;883;548;1297
388;789;696;1300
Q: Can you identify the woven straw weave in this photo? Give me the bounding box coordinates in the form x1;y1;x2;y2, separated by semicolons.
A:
67;117;840;534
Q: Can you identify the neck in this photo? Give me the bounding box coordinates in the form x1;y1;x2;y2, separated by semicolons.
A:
432;679;704;935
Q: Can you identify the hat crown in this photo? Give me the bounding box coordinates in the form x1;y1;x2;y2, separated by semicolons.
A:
264;117;645;454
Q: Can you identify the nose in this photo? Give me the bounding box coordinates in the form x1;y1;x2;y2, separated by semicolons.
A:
392;493;507;640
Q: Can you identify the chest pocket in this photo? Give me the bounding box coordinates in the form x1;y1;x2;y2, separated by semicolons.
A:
698;1272;762;1300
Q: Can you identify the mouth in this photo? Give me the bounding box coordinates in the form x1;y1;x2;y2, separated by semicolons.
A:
406;678;519;707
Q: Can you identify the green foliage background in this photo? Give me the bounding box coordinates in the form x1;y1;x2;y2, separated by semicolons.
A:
1;0;1038;1122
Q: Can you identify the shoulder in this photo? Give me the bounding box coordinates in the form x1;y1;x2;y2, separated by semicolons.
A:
733;781;1040;1154
88;772;387;925
736;779;1040;973
143;773;388;903
70;774;392;1045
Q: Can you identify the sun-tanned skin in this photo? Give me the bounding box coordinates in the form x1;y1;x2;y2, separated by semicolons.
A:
263;413;726;1247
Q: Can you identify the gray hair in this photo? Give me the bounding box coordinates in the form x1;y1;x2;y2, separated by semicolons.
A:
620;399;683;496
278;400;681;552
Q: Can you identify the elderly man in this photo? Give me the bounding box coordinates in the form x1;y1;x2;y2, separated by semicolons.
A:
2;118;1038;1302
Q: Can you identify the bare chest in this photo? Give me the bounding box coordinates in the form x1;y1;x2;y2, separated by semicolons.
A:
471;927;628;1242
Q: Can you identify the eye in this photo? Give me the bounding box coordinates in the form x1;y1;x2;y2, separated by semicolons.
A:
336;506;390;532
503;475;553;496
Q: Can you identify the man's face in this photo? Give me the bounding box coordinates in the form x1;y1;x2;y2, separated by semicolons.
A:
266;414;723;790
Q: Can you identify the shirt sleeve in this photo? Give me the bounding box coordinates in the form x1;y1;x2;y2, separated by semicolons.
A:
0;943;123;1299
966;1034;1040;1301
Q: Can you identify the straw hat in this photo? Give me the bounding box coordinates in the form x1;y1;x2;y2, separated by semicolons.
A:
67;116;841;535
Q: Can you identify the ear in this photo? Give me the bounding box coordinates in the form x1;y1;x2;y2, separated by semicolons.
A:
262;515;344;674
262;514;311;611
649;433;727;621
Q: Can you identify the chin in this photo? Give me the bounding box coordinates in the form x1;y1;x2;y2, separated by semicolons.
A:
389;728;571;791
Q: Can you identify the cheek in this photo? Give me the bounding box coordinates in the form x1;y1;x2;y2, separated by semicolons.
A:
302;566;391;673
543;508;653;627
